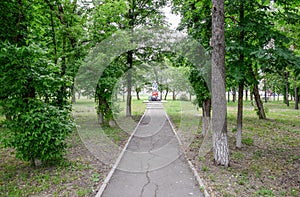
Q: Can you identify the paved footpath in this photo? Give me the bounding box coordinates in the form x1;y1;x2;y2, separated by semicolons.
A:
97;102;205;197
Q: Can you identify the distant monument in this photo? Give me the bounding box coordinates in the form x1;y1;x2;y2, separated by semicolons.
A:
150;81;159;101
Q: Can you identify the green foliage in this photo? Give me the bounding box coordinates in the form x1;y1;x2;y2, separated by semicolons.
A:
159;66;192;97
0;27;75;165
1;100;74;164
93;58;126;123
242;137;254;146
172;1;211;107
201;165;210;172
179;94;189;101
232;151;245;160
91;0;128;43
253;150;263;159
189;67;210;107
0;43;63;102
173;0;212;48
254;105;269;117
256;188;275;196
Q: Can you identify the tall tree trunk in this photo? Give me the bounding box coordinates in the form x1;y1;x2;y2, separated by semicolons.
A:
245;88;248;101
126;3;134;116
172;91;176;100
47;1;58;64
236;82;244;148
57;35;67;108
98;112;104;124
236;0;245;149
115;91;118;101
232;87;236;102
160;90;163;100
227;90;230;102
264;79;267;103
72;92;76;103
285;71;289;107
136;91;140;100
202;98;211;136
96;94;105;124
71;81;76;104
77;90;81;100
295;86;299;110
253;84;266;119
164;88;169;100
211;0;230;167
126;51;133;117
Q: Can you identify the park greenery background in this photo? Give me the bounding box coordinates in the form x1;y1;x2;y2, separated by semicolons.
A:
0;0;299;196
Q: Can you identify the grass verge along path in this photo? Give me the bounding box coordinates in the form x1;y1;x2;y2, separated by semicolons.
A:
164;100;300;197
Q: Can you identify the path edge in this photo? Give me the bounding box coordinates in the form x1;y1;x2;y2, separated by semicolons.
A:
95;110;148;197
164;111;210;197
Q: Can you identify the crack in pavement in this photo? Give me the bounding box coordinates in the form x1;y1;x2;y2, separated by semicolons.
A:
99;102;206;197
154;184;159;197
140;134;158;197
140;164;151;197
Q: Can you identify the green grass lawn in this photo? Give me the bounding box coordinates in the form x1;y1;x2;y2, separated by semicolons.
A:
0;98;147;196
0;98;298;196
164;99;300;197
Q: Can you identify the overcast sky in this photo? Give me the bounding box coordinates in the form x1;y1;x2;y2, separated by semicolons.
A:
162;6;181;30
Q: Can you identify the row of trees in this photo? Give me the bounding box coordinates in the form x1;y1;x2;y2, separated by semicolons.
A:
1;0;299;167
0;0;174;165
172;0;300;154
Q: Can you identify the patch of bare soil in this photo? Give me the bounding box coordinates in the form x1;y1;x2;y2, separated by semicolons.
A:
185;134;300;197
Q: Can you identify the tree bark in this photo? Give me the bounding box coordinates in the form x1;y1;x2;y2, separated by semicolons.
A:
236;81;244;148
211;0;230;167
202;98;211;136
46;1;58;64
77;90;81;100
172;91;176;100
122;91;125;102
164;88;169;100
264;79;268;103
295;86;299;110
253;84;266;119
236;0;245;148
98;112;104;124
232;87;236;102
285;71;289;107
126;3;135;117
245;88;248;101
136;91;140;100
227;90;230;103
72;92;76;103
160;90;163;100
126;51;133;117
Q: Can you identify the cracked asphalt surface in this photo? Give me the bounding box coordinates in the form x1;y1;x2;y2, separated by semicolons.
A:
101;102;204;197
